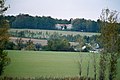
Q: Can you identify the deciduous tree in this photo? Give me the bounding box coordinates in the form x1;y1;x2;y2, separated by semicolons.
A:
99;8;120;80
0;0;10;76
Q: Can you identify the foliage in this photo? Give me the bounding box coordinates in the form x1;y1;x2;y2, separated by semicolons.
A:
4;41;15;50
15;38;24;50
72;18;100;32
0;50;10;75
35;43;42;51
11;38;39;51
7;29;101;52
5;14;105;32
25;39;35;50
7;14;56;30
0;0;10;76
76;37;85;52
0;17;9;49
45;34;71;51
0;0;9;49
55;18;71;24
99;9;120;80
0;0;8;15
9;29;100;42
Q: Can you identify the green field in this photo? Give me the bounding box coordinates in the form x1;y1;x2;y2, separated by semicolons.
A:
3;50;120;79
9;29;100;37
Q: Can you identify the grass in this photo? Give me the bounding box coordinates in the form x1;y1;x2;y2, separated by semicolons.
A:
9;29;100;37
3;50;120;79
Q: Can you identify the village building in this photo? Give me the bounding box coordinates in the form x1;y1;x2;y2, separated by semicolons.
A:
55;24;72;30
55;18;73;30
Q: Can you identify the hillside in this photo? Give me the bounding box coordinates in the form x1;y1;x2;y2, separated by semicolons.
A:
6;14;101;32
9;29;100;37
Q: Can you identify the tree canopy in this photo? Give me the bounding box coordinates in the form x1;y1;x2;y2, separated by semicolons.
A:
5;14;106;32
99;9;120;80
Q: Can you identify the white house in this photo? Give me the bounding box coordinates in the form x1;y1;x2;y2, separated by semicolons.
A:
55;24;72;30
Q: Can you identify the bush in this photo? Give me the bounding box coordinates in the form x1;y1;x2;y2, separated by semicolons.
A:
45;38;71;51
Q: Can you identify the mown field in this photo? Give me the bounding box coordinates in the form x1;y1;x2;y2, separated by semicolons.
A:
9;29;100;37
3;50;120;79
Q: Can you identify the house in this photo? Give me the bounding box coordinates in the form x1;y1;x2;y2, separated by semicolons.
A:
55;24;72;30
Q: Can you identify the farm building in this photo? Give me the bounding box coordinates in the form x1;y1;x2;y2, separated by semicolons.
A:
55;24;72;30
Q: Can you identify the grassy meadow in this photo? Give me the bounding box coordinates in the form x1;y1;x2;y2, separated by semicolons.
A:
3;50;120;79
9;29;100;37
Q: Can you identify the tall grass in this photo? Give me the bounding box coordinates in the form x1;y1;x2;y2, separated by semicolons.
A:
0;76;94;80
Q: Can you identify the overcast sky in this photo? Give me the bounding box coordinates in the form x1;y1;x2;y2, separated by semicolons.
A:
5;0;120;20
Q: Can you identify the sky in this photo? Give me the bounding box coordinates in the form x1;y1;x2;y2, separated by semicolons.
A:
5;0;120;20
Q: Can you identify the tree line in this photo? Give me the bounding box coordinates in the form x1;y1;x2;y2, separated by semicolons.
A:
5;14;102;32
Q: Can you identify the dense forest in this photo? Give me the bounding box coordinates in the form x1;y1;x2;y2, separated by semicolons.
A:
5;14;101;32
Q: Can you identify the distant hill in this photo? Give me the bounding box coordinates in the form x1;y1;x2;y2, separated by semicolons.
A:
5;14;101;32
